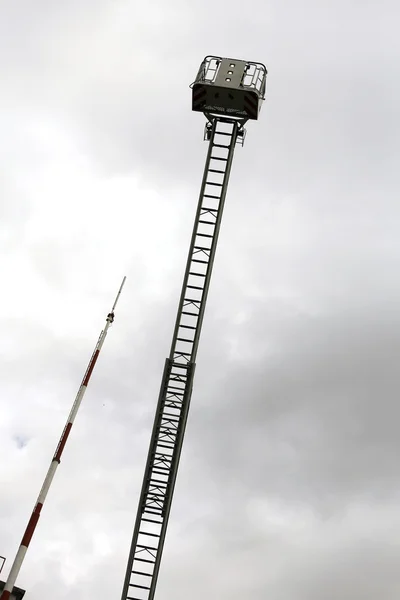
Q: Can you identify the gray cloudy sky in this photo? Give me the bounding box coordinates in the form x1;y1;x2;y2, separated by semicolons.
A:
1;1;400;598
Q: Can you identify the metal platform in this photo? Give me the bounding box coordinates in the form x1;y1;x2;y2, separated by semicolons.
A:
191;56;267;120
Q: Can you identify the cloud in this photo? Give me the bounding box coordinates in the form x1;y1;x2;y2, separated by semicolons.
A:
1;0;400;599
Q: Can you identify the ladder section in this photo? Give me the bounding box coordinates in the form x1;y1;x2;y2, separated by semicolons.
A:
122;359;195;600
170;118;239;366
121;118;239;600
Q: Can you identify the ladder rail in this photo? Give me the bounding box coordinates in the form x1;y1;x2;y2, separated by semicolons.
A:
120;118;239;600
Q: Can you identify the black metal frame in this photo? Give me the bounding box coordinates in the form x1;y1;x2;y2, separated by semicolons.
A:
120;117;240;600
191;55;268;99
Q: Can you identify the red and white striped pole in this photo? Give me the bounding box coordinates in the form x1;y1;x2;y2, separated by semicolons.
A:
0;277;126;600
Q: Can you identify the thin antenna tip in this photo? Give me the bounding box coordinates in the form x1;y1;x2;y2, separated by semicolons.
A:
110;276;127;312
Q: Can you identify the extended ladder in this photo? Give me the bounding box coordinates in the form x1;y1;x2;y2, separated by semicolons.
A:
120;118;241;600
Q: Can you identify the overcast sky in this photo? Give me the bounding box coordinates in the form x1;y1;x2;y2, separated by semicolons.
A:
1;1;400;599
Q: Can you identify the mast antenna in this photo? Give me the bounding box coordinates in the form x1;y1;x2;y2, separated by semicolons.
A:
0;277;126;600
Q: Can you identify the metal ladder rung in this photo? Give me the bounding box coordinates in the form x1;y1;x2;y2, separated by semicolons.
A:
147;487;167;496
138;530;161;538
189;271;206;277
166;386;183;402
198;220;215;226
191;259;208;266
165;387;184;394
164;398;183;406
156;441;175;450
167;376;186;390
164;392;183;399
163;401;183;409
158;432;177;441
163;401;182;409
168;379;187;387
193;244;211;250
159;426;178;435
208;168;226;174
160;413;183;418
179;324;197;330
151;465;170;473
132;570;153;577
131;584;151;590
166;383;185;390
206;181;223;187
162;412;180;421
170;365;187;384
152;450;172;460
157;429;177;438
182;310;200;316
132;557;156;565
201;207;219;213
196;233;213;238
168;379;187;386
148;466;169;476
142;517;163;525
192;258;208;265
151;472;169;481
154;448;173;456
147;482;168;491
203;194;220;200
144;504;164;513
148;477;168;487
209;156;228;162
147;482;167;492
143;502;167;510
176;337;195;343
152;455;171;465
146;495;165;503
186;284;204;290
212;143;230;149
163;390;181;400
164;394;183;406
164;396;183;410
153;451;173;460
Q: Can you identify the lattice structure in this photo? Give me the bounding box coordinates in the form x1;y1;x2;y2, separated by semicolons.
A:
0;279;126;600
120;55;267;600
121;119;239;600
